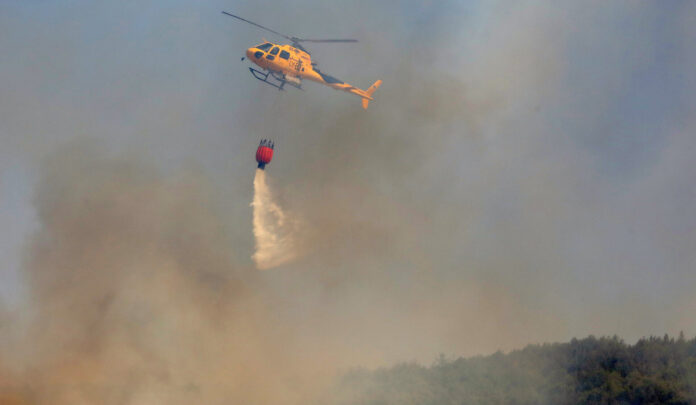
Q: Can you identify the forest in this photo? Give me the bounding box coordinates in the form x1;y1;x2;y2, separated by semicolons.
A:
329;334;696;405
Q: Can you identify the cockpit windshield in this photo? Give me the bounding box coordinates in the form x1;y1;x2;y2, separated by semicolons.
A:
256;43;273;51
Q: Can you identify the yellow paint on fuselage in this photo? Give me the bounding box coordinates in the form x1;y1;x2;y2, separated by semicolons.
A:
246;42;378;103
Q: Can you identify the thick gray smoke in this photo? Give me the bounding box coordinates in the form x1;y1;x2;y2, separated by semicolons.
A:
0;143;341;404
1;1;696;404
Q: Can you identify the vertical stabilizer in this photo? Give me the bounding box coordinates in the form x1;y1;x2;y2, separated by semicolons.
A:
361;79;382;109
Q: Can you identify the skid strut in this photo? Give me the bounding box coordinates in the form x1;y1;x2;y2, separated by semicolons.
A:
248;67;301;91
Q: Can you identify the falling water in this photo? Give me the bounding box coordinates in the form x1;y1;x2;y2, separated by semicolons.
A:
251;169;301;269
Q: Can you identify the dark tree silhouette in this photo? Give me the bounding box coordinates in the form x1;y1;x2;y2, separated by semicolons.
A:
330;335;696;405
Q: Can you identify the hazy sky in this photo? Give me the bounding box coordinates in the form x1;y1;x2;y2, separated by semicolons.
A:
1;2;696;400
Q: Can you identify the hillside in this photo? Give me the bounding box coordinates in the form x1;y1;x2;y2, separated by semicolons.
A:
330;335;696;405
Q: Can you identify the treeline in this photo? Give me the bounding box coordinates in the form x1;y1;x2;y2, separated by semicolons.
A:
329;334;696;405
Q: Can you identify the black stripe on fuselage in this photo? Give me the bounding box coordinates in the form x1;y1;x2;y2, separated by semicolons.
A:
315;69;343;84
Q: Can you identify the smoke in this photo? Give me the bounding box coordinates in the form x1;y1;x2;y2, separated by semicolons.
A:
0;142;336;404
251;169;303;269
2;1;696;404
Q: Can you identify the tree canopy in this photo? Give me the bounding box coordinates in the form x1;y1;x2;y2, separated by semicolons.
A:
329;334;696;405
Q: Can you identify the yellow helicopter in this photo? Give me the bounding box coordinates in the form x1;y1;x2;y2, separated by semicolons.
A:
222;11;382;109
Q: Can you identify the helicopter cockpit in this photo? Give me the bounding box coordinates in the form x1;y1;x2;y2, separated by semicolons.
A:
256;42;273;51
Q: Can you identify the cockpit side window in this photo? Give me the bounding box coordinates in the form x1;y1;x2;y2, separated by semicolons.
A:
257;43;273;51
279;50;290;60
270;47;280;55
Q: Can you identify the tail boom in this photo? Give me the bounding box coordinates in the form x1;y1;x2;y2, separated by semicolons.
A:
305;68;382;109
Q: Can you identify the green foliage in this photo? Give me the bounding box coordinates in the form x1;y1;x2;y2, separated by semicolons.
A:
330;335;696;405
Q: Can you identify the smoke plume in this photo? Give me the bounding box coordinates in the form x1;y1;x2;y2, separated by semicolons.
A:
251;169;303;269
1;1;696;404
0;143;337;404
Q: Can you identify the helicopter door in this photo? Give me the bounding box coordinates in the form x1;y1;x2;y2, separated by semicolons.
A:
266;46;280;60
279;50;292;69
278;50;300;71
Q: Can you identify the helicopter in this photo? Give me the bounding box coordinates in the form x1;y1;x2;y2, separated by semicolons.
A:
222;11;382;109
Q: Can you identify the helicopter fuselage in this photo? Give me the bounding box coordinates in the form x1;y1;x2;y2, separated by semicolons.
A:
245;42;379;105
222;11;381;109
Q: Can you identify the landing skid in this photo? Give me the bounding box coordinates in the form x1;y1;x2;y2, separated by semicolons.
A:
249;67;302;91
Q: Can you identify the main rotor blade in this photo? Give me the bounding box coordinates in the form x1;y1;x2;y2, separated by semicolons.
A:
296;38;358;43
221;11;293;41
